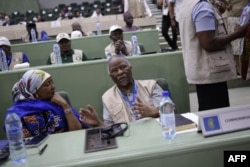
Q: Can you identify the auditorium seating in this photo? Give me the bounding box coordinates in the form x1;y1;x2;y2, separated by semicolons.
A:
10;29;160;67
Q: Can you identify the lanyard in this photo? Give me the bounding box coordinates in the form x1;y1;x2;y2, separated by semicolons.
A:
121;81;138;107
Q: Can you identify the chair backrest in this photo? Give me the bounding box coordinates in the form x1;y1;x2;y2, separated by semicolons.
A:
155;78;169;91
57;91;71;105
155;78;172;99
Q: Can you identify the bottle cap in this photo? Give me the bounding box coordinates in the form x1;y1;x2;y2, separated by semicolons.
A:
162;91;169;97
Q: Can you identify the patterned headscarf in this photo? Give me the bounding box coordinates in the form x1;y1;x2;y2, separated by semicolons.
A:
12;69;51;102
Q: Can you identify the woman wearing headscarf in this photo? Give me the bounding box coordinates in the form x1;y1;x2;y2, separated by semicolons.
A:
6;69;103;138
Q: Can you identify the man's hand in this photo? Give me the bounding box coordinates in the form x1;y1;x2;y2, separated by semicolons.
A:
115;40;129;55
133;97;159;119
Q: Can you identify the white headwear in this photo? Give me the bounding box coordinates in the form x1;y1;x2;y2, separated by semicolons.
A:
0;36;11;46
71;30;83;39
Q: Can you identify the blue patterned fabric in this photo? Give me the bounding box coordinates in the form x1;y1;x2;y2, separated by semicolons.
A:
7;99;89;137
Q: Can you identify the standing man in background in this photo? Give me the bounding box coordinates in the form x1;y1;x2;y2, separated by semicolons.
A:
161;0;178;52
178;0;250;111
223;0;248;76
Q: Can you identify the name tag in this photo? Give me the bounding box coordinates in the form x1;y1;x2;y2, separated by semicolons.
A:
198;105;250;137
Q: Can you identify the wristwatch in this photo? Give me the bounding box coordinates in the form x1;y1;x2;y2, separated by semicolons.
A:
64;108;72;114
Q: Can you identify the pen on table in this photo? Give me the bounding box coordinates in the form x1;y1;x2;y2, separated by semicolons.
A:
39;144;48;155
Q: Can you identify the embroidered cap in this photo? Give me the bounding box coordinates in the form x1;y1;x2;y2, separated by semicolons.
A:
109;25;123;35
56;33;70;43
0;36;11;46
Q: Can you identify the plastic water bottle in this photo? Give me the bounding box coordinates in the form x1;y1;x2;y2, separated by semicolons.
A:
131;33;141;56
30;28;37;43
53;42;62;65
0;48;8;71
5;112;27;165
160;91;176;139
96;19;102;35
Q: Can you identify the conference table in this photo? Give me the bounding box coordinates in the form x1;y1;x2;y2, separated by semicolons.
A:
2;117;250;167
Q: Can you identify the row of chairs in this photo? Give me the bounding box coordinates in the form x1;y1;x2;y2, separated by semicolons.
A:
9;0;122;24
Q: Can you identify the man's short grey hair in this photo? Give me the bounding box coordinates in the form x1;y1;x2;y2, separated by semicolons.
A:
107;55;131;74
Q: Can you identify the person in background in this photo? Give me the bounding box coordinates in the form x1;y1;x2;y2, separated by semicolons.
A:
168;0;183;23
47;32;88;64
80;56;163;124
39;30;50;41
2;15;14;26
122;0;152;18
114;0;123;14
0;36;30;71
6;69;104;138
71;22;86;37
223;0;248;76
0;12;5;25
26;22;38;42
178;0;250;111
161;0;178;52
36;15;45;22
122;10;141;32
73;10;83;19
91;8;103;18
105;25;132;57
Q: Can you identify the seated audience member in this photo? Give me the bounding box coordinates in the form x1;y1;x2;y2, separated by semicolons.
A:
0;36;30;71
36;15;45;22
7;69;104;138
2;15;14;26
91;8;103;18
57;11;67;21
73;10;83;19
122;10;141;32
21;22;40;42
80;56;163;124
71;22;86;37
105;25;132;57
47;33;88;64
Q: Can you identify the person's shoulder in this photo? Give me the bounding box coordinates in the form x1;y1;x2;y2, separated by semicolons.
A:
136;79;156;87
194;0;213;10
102;85;117;98
105;43;113;50
73;49;82;52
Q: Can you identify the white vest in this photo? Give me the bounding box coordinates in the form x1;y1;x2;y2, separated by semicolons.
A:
178;0;236;84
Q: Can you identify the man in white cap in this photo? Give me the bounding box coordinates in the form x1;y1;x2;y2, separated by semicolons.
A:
0;36;30;71
105;25;132;57
47;32;88;64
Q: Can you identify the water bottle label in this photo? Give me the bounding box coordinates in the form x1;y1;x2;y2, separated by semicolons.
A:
160;114;175;128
